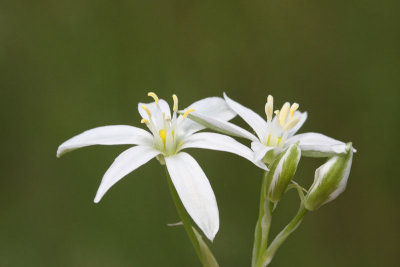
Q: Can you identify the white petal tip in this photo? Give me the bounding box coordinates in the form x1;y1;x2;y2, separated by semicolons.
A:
56;146;74;158
93;194;102;203
206;231;217;242
206;225;219;242
56;147;64;158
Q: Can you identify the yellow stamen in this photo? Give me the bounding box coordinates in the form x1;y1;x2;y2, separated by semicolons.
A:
141;118;150;125
141;105;152;118
279;102;290;127
148;92;159;104
277;137;282;145
289;103;299;119
267;134;271;146
283;116;300;131
182;108;195;120
265;95;274;122
172;94;178;111
159;129;167;144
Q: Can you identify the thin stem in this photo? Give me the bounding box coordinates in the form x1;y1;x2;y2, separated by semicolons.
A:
252;171;273;267
165;168;218;267
262;205;308;266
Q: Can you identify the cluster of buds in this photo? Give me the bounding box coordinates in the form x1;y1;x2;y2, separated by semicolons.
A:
265;142;354;209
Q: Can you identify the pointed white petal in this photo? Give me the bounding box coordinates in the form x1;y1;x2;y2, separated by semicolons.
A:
180;97;236;135
138;99;171;120
251;141;275;162
165;152;219;241
223;93;269;140
285;132;355;157
57;125;153;157
186;112;258;141
94;146;160;203
287;111;307;137
181;132;267;170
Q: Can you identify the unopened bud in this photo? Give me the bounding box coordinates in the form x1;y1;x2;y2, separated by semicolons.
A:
304;143;353;211
266;144;301;202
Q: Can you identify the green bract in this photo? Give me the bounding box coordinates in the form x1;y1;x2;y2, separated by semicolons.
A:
304;143;353;211
266;143;301;202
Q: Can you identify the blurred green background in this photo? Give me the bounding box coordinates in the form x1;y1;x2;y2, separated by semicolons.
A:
1;0;399;266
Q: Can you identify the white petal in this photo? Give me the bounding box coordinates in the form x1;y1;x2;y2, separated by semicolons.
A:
180;97;236;135
285;132;355;157
287;111;307;137
181;132;267;170
251;141;275;162
223;93;269;140
186;112;258;142
57;125;153;157
165;152;219;241
138;99;171;120
94;146;160;203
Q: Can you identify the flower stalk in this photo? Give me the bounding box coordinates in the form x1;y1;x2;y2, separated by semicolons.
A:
260;206;308;266
251;171;274;267
165;168;219;267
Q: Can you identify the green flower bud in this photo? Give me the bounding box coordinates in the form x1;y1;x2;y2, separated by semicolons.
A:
304;143;353;211
266;143;301;202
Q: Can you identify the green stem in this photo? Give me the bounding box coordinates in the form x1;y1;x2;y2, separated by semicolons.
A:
261;205;308;266
252;171;273;267
165;168;218;267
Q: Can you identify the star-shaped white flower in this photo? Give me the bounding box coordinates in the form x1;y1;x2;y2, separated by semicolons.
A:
57;93;266;241
187;93;356;164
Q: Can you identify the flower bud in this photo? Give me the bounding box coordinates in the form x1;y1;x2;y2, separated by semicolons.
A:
266;143;301;202
304;143;353;211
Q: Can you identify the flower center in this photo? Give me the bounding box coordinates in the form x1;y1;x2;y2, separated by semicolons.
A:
140;92;194;155
263;95;301;147
159;129;176;145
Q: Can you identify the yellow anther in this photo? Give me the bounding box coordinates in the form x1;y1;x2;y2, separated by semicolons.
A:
148;92;159;104
283;116;300;131
141;105;152;118
267;95;273;104
159;129;167;145
277;137;282;145
279;102;290;127
265;95;274;122
182;108;195;120
141;118;150;125
274;110;280;115
172;94;178;111
289;103;299;119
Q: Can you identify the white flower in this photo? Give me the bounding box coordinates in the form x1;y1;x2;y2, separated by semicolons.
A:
57;92;266;241
187;93;356;163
